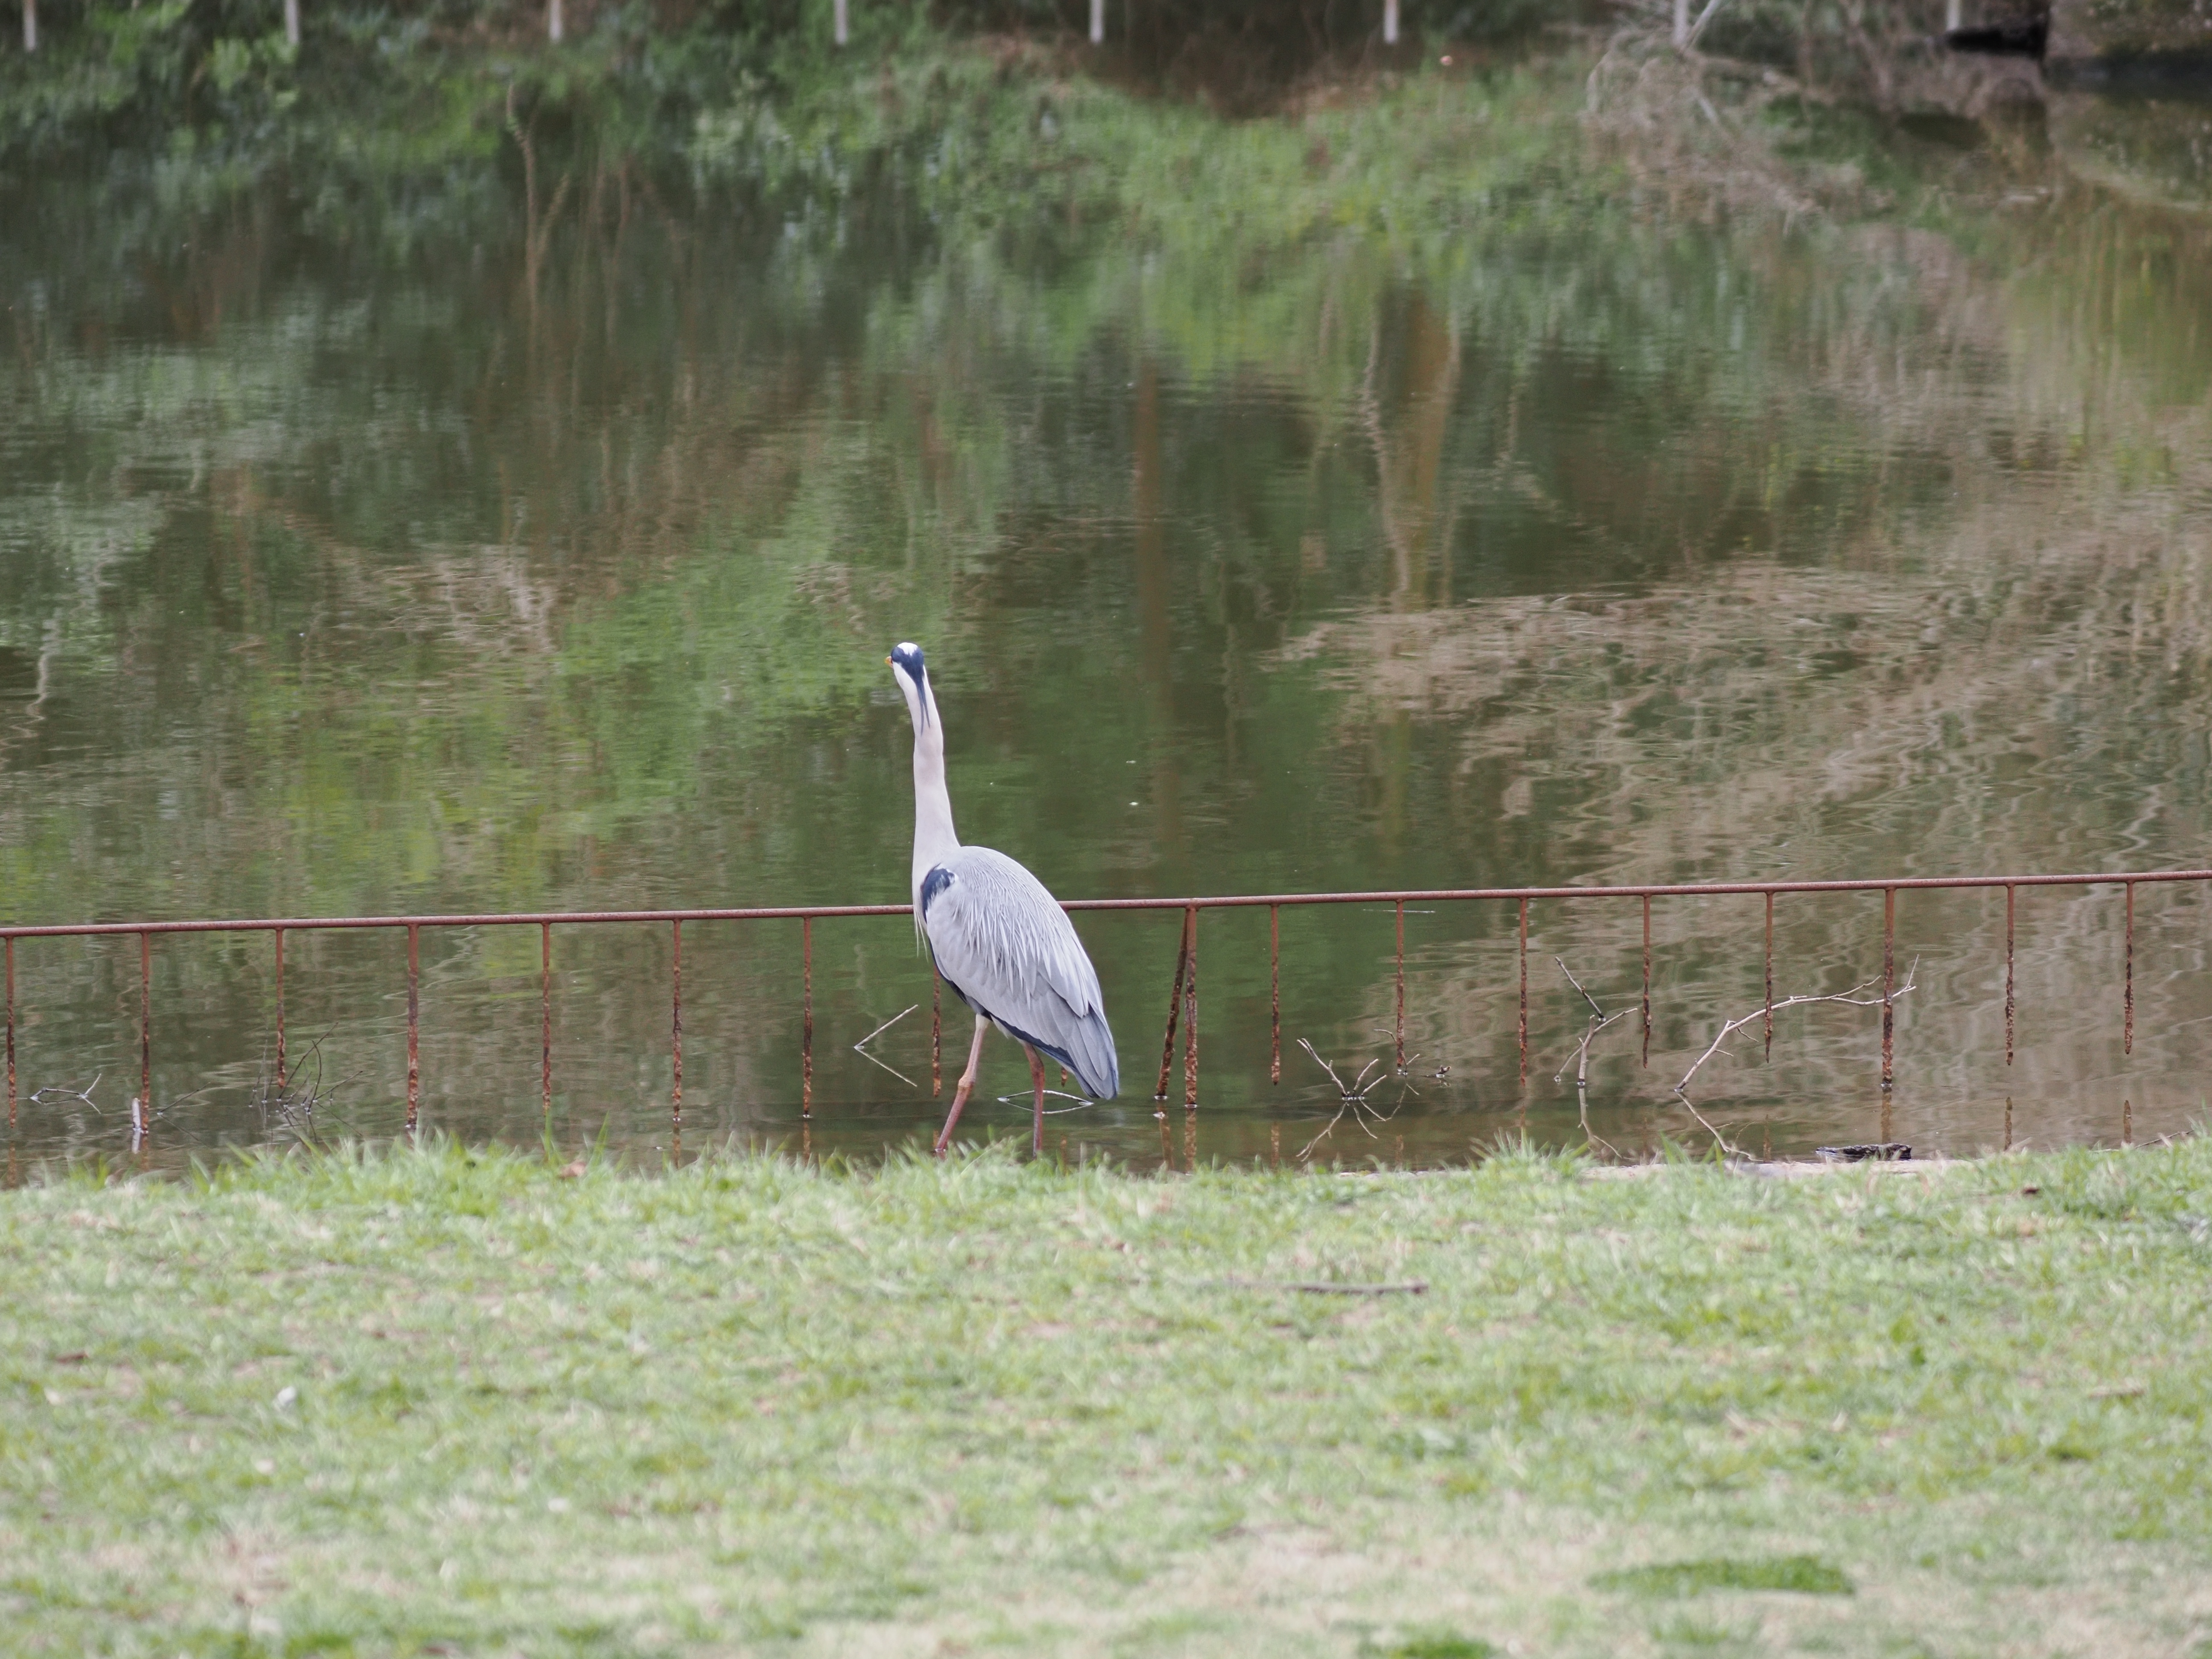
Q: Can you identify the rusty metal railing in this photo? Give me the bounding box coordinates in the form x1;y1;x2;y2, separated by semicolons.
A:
3;866;2205;1153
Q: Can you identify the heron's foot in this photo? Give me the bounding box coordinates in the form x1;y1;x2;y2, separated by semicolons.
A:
934;1077;977;1157
937;1014;991;1158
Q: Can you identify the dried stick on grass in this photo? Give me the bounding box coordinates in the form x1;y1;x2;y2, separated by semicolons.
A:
1208;1278;1429;1296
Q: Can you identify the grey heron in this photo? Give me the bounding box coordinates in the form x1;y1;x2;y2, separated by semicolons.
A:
887;642;1119;1154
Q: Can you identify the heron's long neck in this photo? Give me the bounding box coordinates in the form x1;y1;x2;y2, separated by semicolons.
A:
909;689;960;905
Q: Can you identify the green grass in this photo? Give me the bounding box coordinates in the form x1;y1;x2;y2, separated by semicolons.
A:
4;1138;2211;1656
1590;1554;1853;1598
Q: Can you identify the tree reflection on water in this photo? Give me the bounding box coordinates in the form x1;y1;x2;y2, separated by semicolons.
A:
2;62;2209;1169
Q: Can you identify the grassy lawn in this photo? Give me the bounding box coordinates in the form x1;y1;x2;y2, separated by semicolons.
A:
3;1138;2209;1658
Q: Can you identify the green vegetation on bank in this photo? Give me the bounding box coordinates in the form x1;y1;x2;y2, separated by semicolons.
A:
0;0;1540;196
0;0;1975;220
4;1139;2208;1655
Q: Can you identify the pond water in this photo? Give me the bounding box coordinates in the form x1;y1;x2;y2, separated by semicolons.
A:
4;67;2211;1174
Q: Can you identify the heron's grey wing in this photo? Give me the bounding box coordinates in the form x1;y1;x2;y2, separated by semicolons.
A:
920;847;1120;1099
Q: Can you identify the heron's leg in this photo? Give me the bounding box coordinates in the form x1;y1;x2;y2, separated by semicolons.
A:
933;1013;990;1156
1024;1045;1048;1157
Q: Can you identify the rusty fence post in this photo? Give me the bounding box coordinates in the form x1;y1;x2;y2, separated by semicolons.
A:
1762;891;1774;1062
405;923;420;1135
671;919;683;1155
2123;881;2134;1056
274;928;287;1092
541;922;553;1127
1880;889;1895;1095
139;931;152;1133
2004;884;2015;1067
802;914;814;1118
1183;907;1199;1109
1517;896;1529;1091
1154;906;1193;1101
931;972;941;1095
1394;899;1406;1073
1269;903;1281;1086
1640;894;1652;1067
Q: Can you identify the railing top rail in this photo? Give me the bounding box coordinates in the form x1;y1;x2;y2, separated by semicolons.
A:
3;867;2207;940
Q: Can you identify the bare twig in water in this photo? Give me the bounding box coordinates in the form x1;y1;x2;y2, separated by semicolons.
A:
1295;1039;1404;1161
1675;961;1920;1098
852;1004;920;1089
995;1088;1097;1115
30;1072;102;1109
1551;960;1629;1154
29;1070;178;1146
1299;1039;1381;1102
853;1004;917;1050
1671;959;1921;1153
1546;955;1921;1157
1554;958;1639;1089
1670;1089;1738;1155
1556;958;1604;1021
1368;1024;1427;1080
255;1025;354;1146
1359;1025;1443;1094
1560;1009;1638;1089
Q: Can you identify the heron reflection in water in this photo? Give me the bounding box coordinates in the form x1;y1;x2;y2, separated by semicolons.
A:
887;643;1119;1154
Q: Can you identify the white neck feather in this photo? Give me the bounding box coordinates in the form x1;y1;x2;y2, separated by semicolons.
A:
908;675;960;906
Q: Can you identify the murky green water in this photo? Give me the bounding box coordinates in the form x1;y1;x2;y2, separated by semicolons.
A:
5;74;2212;1172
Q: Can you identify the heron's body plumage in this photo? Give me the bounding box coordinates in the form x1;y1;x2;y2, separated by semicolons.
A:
920;847;1119;1100
887;640;1120;1150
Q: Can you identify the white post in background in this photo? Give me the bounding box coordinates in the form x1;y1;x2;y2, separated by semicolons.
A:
1672;0;1687;46
548;0;562;41
22;0;35;52
285;0;299;47
1944;0;1961;29
1383;0;1398;44
834;0;848;44
1090;0;1103;43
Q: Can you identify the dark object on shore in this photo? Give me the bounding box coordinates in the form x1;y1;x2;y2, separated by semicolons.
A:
1815;1142;1913;1162
1946;19;2049;57
2046;0;2212;90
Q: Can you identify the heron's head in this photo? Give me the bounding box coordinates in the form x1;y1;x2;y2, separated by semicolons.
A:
886;642;931;730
